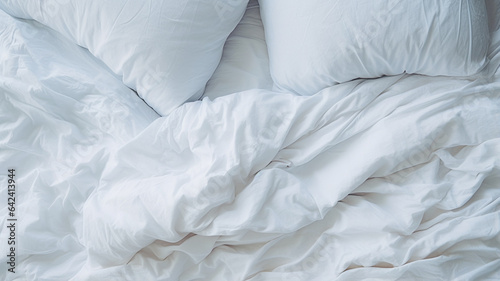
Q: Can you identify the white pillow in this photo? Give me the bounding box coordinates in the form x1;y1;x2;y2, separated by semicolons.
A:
0;0;248;115
259;0;490;95
202;0;273;100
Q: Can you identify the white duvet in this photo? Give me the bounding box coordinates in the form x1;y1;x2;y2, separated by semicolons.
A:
1;5;500;281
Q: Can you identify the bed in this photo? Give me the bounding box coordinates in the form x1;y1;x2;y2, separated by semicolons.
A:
1;0;499;280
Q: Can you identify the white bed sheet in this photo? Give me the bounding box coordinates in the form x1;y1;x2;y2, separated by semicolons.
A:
202;0;273;100
0;2;500;281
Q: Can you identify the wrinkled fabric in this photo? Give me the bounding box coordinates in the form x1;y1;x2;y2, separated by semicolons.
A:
1;3;500;281
77;73;500;280
0;10;157;281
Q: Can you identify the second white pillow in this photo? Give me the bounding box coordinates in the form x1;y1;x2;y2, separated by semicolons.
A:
259;0;490;95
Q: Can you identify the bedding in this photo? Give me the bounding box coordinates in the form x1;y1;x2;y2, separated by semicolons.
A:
0;0;248;115
259;0;491;95
1;1;500;281
203;0;273;100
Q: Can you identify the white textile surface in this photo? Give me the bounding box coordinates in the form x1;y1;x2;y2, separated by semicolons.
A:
1;3;500;281
0;10;158;281
78;74;500;280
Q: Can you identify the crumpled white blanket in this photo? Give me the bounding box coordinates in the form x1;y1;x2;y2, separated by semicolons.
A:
79;72;500;280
